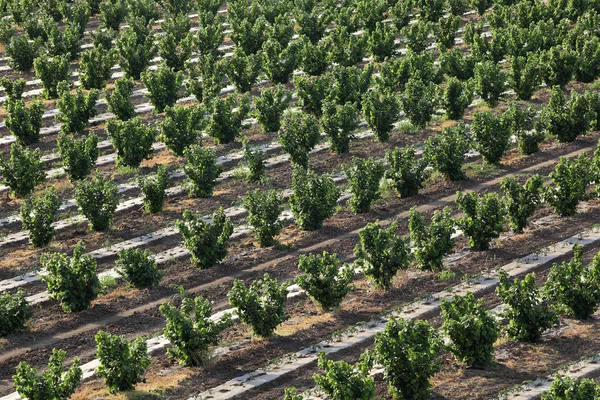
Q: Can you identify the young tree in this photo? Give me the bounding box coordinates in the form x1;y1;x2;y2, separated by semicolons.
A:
402;20;432;53
538;86;591;143
409;207;456;271
278;112;320;168
33;54;70;98
362;90;400;142
329;64;374;108
41;242;100;312
21;187;60;248
228;273;289;338
540;45;575;88
74;172;120;231
545;155;591;217
158;32;194;72
95;330;151;393
228;15;268;55
542;377;600;400
99;0;127;30
141;64;184;113
503;103;542;155
313;352;375;400
78;45;115;90
0;143;45;198
297;36;328;76
368;21;397;61
262;38;299;84
243;189;283;247
510;54;541;101
106;117;157;168
0;289;32;336
401;77;440;129
385;146;428;199
473;60;506;107
294;73;331;116
106;77;137;121
13;349;82;400
4;97;44;146
117;27;157;80
354;221;411;290
424;123;470;180
160;295;232;366
439;47;476;81
290;167;340;231
344;157;385;214
471;110;512;164
225;47;261;93
435;15;461;50
56;82;99;135
497;269;558;341
253;85;290;133
194;12;225;57
176;208;233;269
321;100;359;154
139;165;169;214
116;248;163;289
242;138;265;183
185;55;226;103
6;34;40;72
205;94;250;144
57;133;99;181
500;175;544;233
443;77;473;120
374;318;443;400
159;105;203;156
456;191;506;251
182;144;222;198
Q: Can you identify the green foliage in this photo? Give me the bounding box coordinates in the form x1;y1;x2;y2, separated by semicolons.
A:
262;38;299;85
329;64;374;107
313;352;375;400
95;330;151;393
106;77;136;121
228;273;289;338
106;117;156;168
57;133;99;181
367;22;396;62
0;143;45;198
424;123;470;180
538;86;592;143
497;269;558;341
401;77;440;128
545;155;591;217
13;349;82;400
362;89;400;142
243;189;283;247
56;82;99;135
194;12;225;57
504;103;541;155
141;64;184;113
242;139;265;183
116;248;163;289
456;191;506;251
298;37;329;76
296;252;355;312
254;85;289;133
294;73;331;117
99;0;127;30
542;376;600;400
21;187;60;248
443;77;473;120
290;167;340;231
229;15;267;55
182;144;222;198
545;245;600;319
321;100;359;154
41;242;100;312
500;175;544;233
354;221;411;290
441;292;498;366
0;289;32;336
295;1;332;43
439;47;476;81
278;112;320;168
474;60;506;107
409;207;455;271
344;157;385;214
402;20;432;53
6;35;40;72
435;15;461;50
574;36;600;83
385;146;428;199
472;110;512;164
78;45;115;90
374;318;443;400
510;55;541;101
205;94;250;144
44;23;82;60
33;54;70;99
158;32;193;72
117;27;157;80
74;171;120;231
283;388;303;400
185;54;226;102
0;77;25;102
225;47;261;93
139;165;170;214
541;45;576;88
176;208;233;269
159;105;203;156
5;97;44;146
325;25;366;67
160;295;232;366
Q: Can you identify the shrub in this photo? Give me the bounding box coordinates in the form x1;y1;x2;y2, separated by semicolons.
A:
401;77;440;129
402;20;432;53
362;90;400;142
542;377;600;400
456;191;506;251
205;94;250;144
545;155;591;217
0;289;32;336
141;64;184;113
95;330;151;393
290;167;340;231
0;143;45;198
57;133;99;181
497;269;558;341
41;242;100;312
424;123;470;180
228;16;267;55
185;55;226;103
409;207;455;271
296;252;355;312
329;64;374;108
78;45;115;90
99;0;127;30
441;292;498;366
344;157;385;214
21;187;60;248
385;146;428;199
510;55;541;101
117;27;156;80
225;48;261;93
368;21;396;62
439;47;475;81
182;144;222;198
139;165;169;214
228;273;289;338
443;77;473;120
56;82;99;135
283;388;303;400
106;117;156;168
541;45;575;88
354;221;411;290
242;139;265;183
321;100;359;154
471;110;512;164
7;34;40;72
294;73;331;116
313;352;375;400
156;0;194;14
116;248;163;289
374;318;443;400
159;105;203;157
545;245;600;319
500;175;544;233
5;98;44;146
473;60;506;107
254;85;289;133
33;54;70;99
74;172;120;231
194;12;225;57
13;349;81;400
0;77;25;102
106;77;136;121
504;103;541;155
325;24;365;69
243;189;283;247
278;112;320;168
538;86;591;143
295;2;331;44
160;295;232;366
158;32;193;72
435;15;461;50
262;38;299;85
574;36;600;83
176;208;233;269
